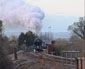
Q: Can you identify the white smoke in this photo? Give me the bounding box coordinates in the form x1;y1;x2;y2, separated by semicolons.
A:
0;0;44;33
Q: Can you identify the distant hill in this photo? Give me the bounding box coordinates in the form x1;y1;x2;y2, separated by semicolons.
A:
4;31;71;38
53;32;71;38
4;32;20;37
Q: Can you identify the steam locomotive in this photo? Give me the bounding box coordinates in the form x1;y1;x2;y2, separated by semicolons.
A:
33;38;43;52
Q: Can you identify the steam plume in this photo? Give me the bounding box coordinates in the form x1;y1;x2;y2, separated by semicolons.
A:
0;0;44;33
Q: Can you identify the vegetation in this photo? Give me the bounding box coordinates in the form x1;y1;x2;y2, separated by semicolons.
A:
0;20;14;69
18;31;37;50
68;17;85;57
18;32;25;46
68;17;85;39
54;39;67;56
25;31;37;47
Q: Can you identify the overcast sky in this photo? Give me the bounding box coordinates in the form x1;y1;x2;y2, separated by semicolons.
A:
24;0;84;33
25;0;84;16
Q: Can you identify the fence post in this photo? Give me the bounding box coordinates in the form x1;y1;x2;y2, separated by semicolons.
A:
39;55;44;64
76;57;79;69
77;57;83;69
14;47;17;60
82;57;85;69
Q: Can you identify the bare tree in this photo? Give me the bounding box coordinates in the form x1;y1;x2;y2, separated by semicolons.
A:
68;17;85;57
68;17;85;39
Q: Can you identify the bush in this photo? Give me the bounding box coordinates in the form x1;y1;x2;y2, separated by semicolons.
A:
0;36;15;69
54;43;67;56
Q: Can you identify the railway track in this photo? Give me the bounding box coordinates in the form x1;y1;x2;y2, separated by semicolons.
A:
29;52;77;69
30;52;76;63
12;51;77;69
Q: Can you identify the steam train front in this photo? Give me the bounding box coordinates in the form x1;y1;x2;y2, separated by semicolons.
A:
34;38;43;52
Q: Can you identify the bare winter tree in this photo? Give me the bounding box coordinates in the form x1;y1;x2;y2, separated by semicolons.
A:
68;17;85;39
68;17;85;57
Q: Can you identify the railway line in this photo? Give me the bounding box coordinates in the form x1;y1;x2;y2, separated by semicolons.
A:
12;51;77;69
30;52;77;68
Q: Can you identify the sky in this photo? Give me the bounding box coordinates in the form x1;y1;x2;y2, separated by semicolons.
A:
25;0;84;16
0;0;84;36
24;0;84;33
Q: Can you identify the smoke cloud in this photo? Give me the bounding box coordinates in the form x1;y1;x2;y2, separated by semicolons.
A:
0;0;44;33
